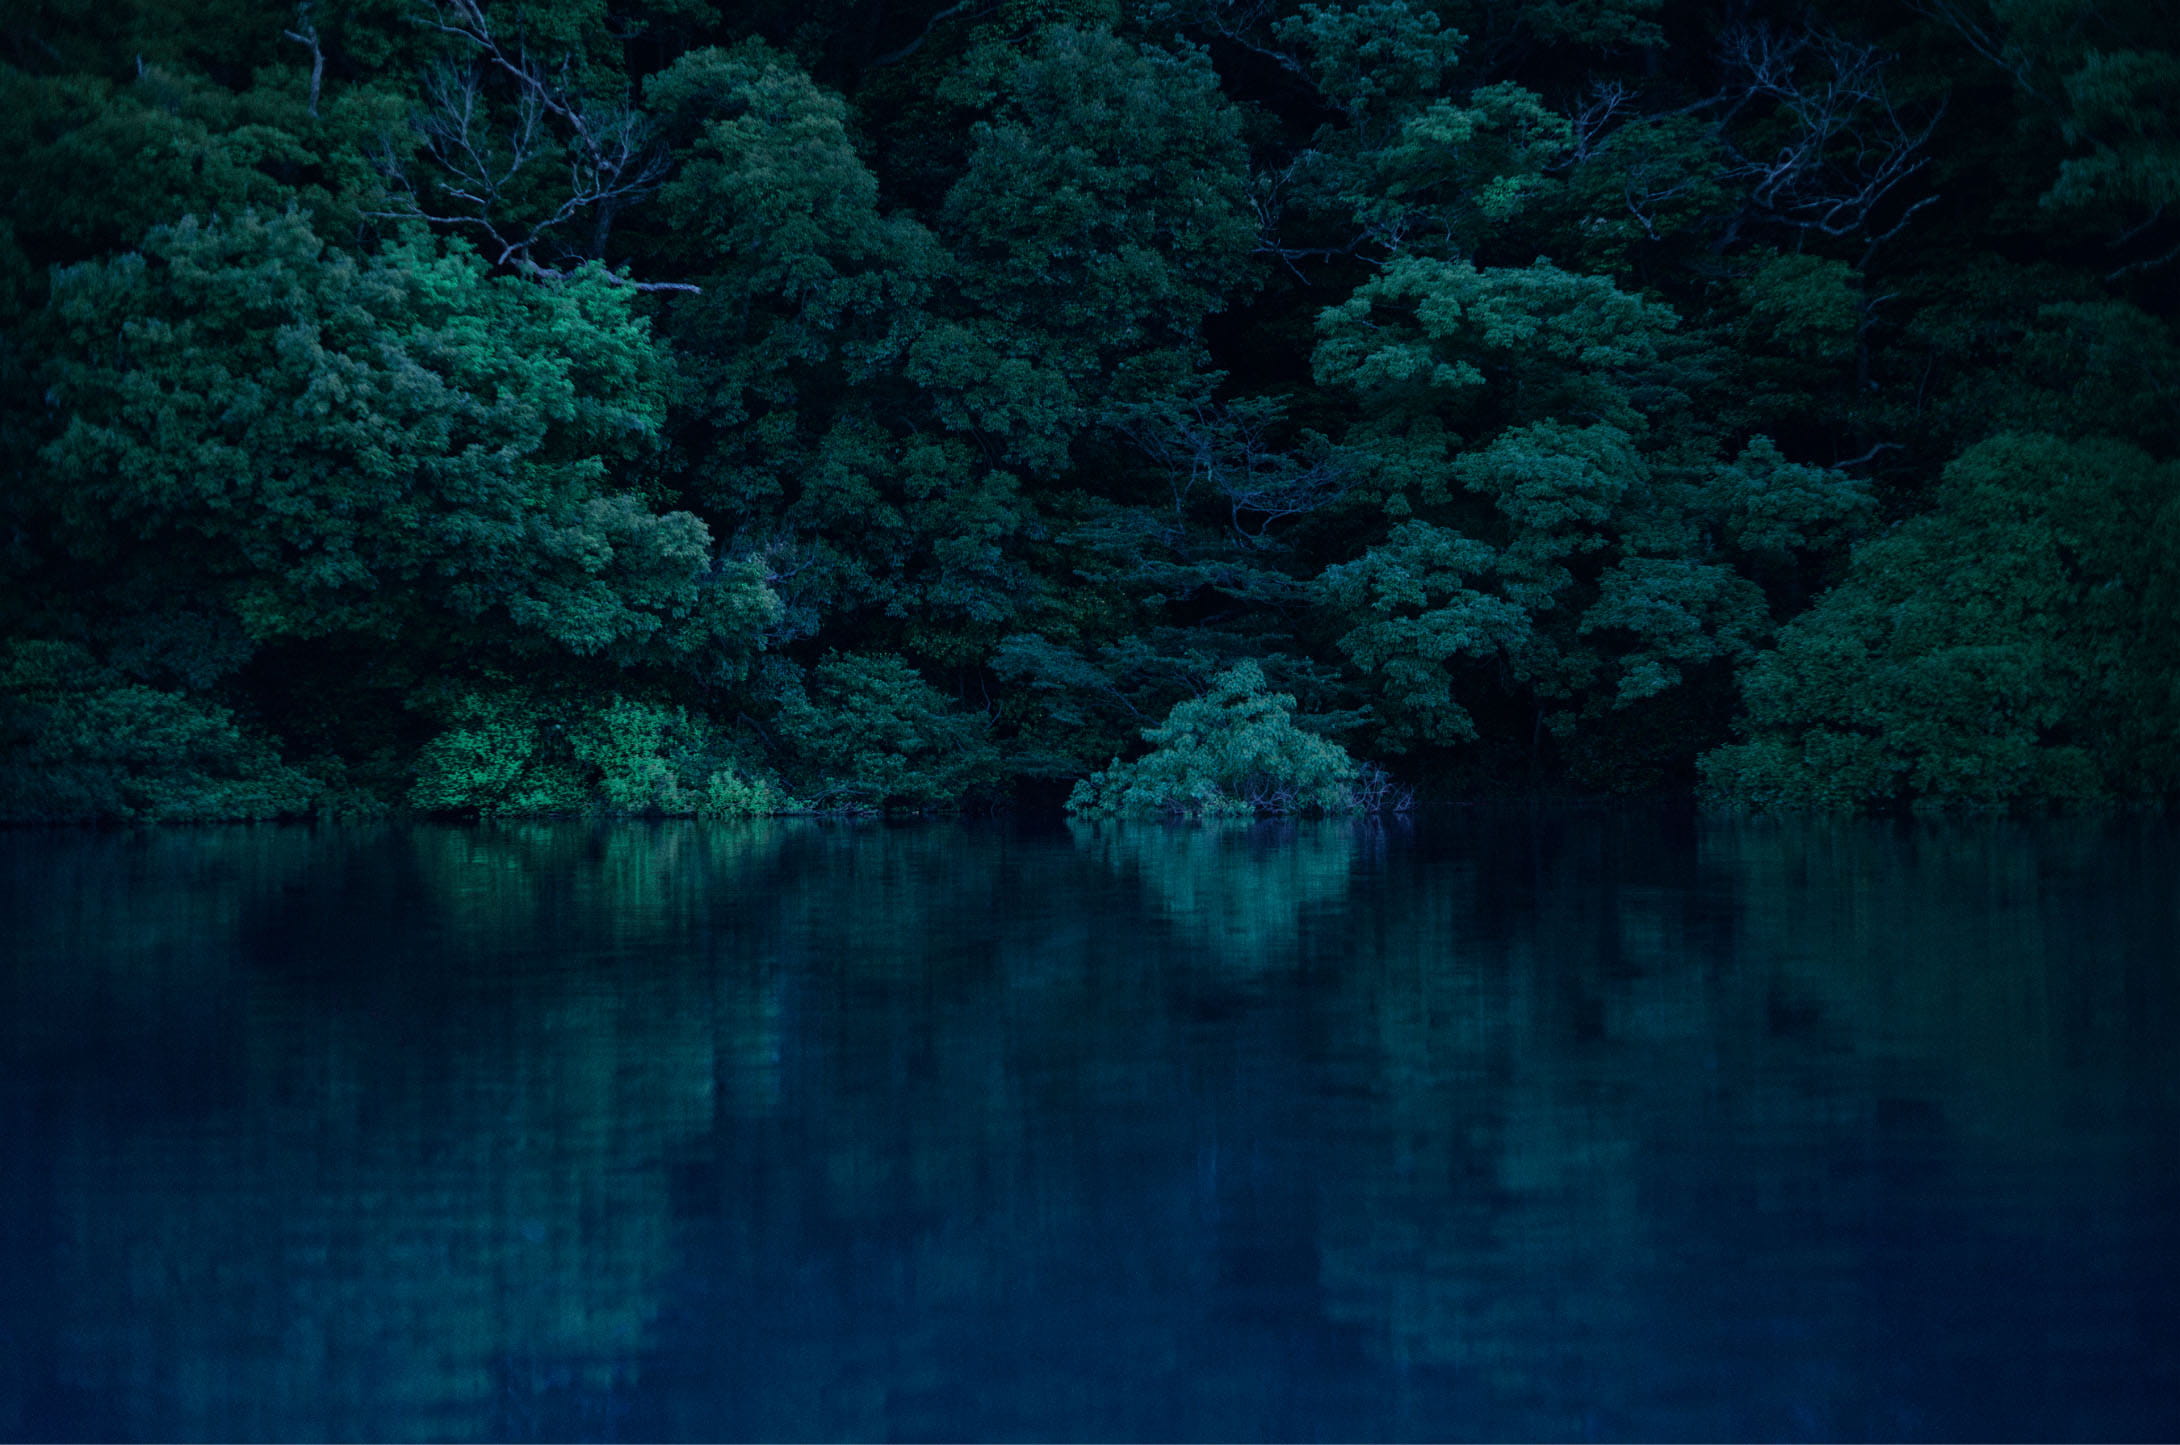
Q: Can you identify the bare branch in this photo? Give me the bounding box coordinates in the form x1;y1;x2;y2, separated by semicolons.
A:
421;0;574;118
866;0;993;70
518;260;702;294
2108;235;2180;282
1903;0;2048;104
1191;0;1319;93
1249;152;1376;278
376;0;680;285
1565;80;1634;166
2111;204;2171;250
1712;24;1945;252
1113;397;1351;543
1834;441;1903;469
281;2;324;118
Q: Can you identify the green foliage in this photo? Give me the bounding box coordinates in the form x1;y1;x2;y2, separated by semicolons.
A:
922;22;1257;471
769;653;1000;810
1495;0;1663;48
1311;255;1835;770
2;0;2175;817
1733;252;1861;364
1702;434;2180;813
1702;436;1874;563
408;688;593;817
0;54;409;293
26;208;762;668
2046;48;2180;222
408;686;796;817
1381;85;1571;217
1317;523;1529;748
3;63;305;272
1275;2;1464;121
1067;661;1373;818
645;40;939;413
642;41;1041;663
1932;296;2180;454
991;625;1324;783
1579;557;1769;707
698;765;794;819
1313;257;1680;433
0;640;316;823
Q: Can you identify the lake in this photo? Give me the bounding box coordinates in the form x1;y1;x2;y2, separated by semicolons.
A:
2;811;2176;1441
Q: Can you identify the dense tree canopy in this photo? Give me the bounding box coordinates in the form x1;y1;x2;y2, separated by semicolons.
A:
2;0;2174;819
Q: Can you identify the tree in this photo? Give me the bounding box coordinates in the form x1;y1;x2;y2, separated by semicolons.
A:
0;640;318;823
766;651;1001;809
640;40;1038;665
919;22;1258;473
24;208;764;668
4;207;776;817
1310;254;1856;779
1702;433;2180;812
1067;660;1383;817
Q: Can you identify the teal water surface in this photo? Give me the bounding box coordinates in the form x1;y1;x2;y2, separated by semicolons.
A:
2;812;2176;1441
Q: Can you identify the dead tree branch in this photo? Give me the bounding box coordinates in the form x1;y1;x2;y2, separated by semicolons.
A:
282;2;324;118
1712;25;1945;252
1903;0;2049;104
375;0;683;286
1115;398;1351;543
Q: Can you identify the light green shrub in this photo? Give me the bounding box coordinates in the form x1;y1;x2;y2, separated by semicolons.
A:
697;766;795;818
409;687;795;817
1067;661;1395;819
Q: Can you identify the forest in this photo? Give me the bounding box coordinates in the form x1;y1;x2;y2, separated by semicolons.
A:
1;0;2174;821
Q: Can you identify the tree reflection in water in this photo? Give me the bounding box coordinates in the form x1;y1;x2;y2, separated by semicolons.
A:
2;814;2174;1440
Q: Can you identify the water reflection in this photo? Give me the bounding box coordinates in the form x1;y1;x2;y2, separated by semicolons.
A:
6;826;766;1439
2;813;2175;1440
1069;819;1375;966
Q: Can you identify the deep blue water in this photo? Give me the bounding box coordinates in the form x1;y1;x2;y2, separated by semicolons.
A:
2;811;2176;1441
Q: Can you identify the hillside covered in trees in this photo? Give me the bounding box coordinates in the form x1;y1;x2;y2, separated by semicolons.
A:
2;0;2175;820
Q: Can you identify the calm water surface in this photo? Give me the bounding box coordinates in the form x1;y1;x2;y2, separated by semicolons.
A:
2;811;2176;1441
